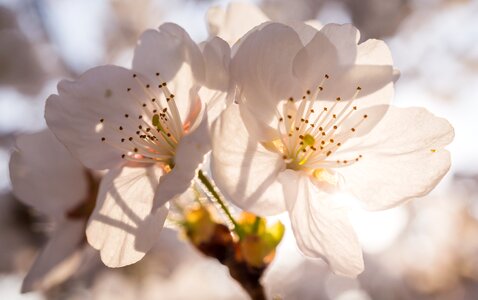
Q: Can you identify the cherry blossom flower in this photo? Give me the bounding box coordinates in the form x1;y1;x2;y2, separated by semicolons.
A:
9;130;98;292
207;2;322;46
45;23;227;267
211;22;454;276
207;2;270;46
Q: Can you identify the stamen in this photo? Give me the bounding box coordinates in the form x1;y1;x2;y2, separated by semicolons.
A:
272;77;369;172
94;70;197;164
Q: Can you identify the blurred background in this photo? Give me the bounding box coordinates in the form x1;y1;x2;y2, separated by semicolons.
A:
0;0;477;299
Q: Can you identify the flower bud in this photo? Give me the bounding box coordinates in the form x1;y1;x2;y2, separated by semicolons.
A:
183;206;216;246
238;212;285;268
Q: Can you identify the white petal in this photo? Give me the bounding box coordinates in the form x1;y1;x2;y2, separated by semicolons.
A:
338;106;454;210
206;2;269;46
86;164;168;267
22;220;86;292
279;170;364;277
293;30;394;106
9;130;88;217
132;23;205;122
132;23;204;84
287;21;320;45
46;65;178;170
320;23;360;65
331;105;390;140
199;87;228;126
153;113;211;209
292;28;338;88
200;37;230;92
356;39;393;66
319;65;394;105
305;20;323;31
198;37;230;124
231;22;304;126
335;36;394;109
211;104;286;215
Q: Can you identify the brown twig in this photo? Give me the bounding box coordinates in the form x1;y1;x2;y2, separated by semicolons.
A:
195;224;267;300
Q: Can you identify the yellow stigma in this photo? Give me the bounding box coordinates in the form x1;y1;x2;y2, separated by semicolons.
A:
302;134;315;147
152;114;160;126
295;134;316;166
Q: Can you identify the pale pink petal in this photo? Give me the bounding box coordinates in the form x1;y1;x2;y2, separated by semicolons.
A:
86;163;168;267
292;28;338;89
207;2;269;45
293;29;394;107
199;37;230;124
279;170;364;277
305;20;322;31
327;105;390;142
287;21;320;45
153;113;211;209
356;39;393;66
132;23;205;122
337;106;454;210
211;104;286;215
320;23;360;65
200;37;230;92
22;220;86;292
132;23;204;84
313;65;394;107
9;130;88;217
45;65;176;170
343;37;395;108
231;22;304;126
200;88;228;126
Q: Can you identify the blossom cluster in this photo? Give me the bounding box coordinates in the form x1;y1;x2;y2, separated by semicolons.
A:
8;2;453;295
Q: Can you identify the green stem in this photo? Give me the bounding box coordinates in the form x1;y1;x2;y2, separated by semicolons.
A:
197;170;242;237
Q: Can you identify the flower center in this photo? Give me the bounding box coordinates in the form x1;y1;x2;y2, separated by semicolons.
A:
271;74;367;173
97;71;188;167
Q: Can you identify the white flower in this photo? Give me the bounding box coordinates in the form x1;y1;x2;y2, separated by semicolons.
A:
9;130;95;292
206;2;322;46
207;2;270;46
211;23;454;276
45;23;226;267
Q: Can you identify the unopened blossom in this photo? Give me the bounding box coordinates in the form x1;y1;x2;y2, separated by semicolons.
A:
211;22;454;276
9;130;98;292
45;23;228;267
